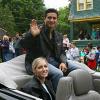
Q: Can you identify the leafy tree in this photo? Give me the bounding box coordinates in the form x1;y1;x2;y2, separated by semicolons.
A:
0;4;16;35
1;0;46;33
57;7;70;35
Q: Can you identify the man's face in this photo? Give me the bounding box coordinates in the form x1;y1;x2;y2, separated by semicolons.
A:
44;13;58;29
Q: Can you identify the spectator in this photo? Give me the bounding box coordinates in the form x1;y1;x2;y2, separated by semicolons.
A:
96;45;100;69
96;28;100;39
84;31;91;40
21;57;55;100
14;32;22;57
0;39;3;62
78;29;85;40
80;47;89;63
63;34;70;51
86;43;96;70
91;28;96;39
9;37;15;60
66;42;80;61
1;35;10;62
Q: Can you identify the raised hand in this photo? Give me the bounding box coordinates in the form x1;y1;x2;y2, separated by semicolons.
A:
30;19;40;37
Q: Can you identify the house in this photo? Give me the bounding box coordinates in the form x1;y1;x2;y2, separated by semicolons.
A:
68;0;100;47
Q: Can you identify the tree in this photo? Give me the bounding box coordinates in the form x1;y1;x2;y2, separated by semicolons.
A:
57;7;70;35
0;4;16;35
1;0;46;33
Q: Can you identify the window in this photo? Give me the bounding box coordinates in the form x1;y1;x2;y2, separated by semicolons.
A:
77;0;93;11
86;0;93;10
77;0;84;10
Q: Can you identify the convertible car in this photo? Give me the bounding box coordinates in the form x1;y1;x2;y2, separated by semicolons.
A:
0;54;42;100
0;54;100;100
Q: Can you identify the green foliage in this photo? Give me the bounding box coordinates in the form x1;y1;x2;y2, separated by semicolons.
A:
57;7;70;35
0;4;16;35
0;0;70;36
1;0;46;33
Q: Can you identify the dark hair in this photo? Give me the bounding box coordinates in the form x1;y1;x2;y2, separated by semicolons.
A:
71;41;76;45
97;45;100;50
44;8;58;18
87;43;93;49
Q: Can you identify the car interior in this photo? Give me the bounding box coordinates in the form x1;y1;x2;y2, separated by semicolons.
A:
0;54;100;100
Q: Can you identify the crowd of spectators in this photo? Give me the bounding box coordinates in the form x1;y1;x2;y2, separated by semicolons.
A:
0;32;26;62
0;32;100;71
78;28;100;40
64;39;100;70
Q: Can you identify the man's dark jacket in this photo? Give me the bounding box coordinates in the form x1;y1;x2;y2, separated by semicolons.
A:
20;25;67;74
21;76;55;100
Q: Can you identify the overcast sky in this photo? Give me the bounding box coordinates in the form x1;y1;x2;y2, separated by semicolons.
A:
44;0;70;10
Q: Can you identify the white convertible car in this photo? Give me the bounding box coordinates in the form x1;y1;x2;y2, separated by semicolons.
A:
0;54;100;100
0;54;42;100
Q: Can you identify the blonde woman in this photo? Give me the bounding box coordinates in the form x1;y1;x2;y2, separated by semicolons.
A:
21;57;55;100
1;35;10;62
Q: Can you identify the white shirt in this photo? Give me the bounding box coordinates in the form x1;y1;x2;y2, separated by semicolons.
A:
42;83;52;100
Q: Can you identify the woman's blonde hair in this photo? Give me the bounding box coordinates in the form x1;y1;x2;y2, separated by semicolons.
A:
3;35;9;41
32;57;48;73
